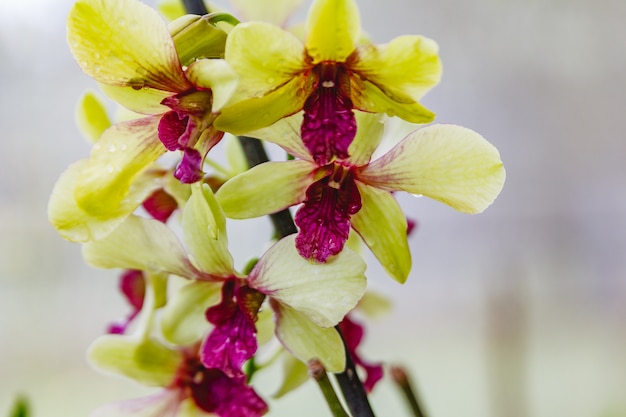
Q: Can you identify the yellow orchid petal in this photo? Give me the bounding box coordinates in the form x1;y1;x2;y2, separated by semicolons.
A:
99;83;172;115
214;76;310;135
216;160;315;219
75;117;166;217
82;215;197;278
67;0;190;92
160;280;222;346
225;22;307;97
359;124;506;214
244;112;312;161
182;183;234;276
249;235;367;327
88;335;182;387
186;59;238;112
351;77;435;123
351;182;411;283
274;303;346;373
345;111;385;167
76;91;111;143
350;35;442;102
274;353;309;398
305;0;360;63
48;160;166;243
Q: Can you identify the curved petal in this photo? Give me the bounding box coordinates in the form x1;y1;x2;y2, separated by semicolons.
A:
273;353;309;398
160;281;222;346
216;160;315;219
359;124;506;214
305;0;360;63
350;35;442;102
48;160;165;242
232;0;304;26
89;391;182;417
87;335;182;387
345;111;385;167
243;112;312;161
186;59;239;112
274;302;346;373
182;183;234;276
248;235;367;327
214;75;310;135
76;91;112;143
67;0;191;92
351;78;435;124
225;22;307;97
99;83;172;115
350;183;411;283
82;215;197;279
75;117;166;217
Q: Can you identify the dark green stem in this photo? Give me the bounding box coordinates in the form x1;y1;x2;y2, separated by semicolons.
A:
181;0;209;15
309;359;351;417
390;365;427;417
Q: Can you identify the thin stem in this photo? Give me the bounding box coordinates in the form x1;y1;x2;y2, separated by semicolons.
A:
309;359;350;417
181;0;209;15
390;365;427;417
334;328;376;417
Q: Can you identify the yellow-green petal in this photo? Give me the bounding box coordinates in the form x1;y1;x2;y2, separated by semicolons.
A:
225;22;307;97
99;83;172;115
351;182;411;283
214;76;310;134
305;0;360;63
82;215;197;278
88;335;182;387
274;303;346;373
249;235;367;327
351;78;435;123
243;112;312;161
274;353;309;398
350;35;441;102
216;160;315;219
346;111;385;167
160;280;222;345
48;160;166;243
182;183;234;276
186;59;238;112
359;124;506;214
74;117;166;217
76;91;111;143
68;0;190;92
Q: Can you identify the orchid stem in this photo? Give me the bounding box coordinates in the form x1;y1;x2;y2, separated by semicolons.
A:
390;365;427;417
181;0;209;15
309;359;351;417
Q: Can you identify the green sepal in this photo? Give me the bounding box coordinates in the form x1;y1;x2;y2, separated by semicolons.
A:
169;14;228;66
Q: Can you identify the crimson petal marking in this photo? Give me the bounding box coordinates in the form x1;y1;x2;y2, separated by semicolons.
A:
294;171;361;262
301;64;356;165
175;147;204;183
142;189;178;223
158;111;188;151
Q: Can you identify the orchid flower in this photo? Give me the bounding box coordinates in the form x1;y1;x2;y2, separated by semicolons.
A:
87;272;268;417
82;183;368;373
65;0;237;222
215;0;441;166
215;113;505;282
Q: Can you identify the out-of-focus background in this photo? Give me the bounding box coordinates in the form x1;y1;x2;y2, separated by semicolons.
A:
1;0;625;415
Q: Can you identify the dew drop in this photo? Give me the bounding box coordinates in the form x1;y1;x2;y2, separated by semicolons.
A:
108;144;116;153
129;79;145;90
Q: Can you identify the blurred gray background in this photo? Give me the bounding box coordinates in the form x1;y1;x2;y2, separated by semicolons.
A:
1;0;625;416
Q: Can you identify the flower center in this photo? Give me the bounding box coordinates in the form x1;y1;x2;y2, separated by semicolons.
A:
301;63;356;165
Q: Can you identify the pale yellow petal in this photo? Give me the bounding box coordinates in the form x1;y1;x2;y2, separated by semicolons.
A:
216;160;315;219
232;0;304;26
305;0;360;63
76;91;112;143
186;59;238;112
74;117;166;217
68;0;190;92
359;124;506;214
351;183;411;283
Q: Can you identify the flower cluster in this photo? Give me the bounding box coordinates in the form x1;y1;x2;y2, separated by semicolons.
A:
49;0;505;415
